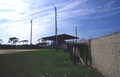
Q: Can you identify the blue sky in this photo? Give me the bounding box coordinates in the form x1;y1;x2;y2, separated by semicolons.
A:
0;0;120;44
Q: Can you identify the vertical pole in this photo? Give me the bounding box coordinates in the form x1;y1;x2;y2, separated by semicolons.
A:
30;20;33;45
54;6;57;51
74;47;76;65
89;36;92;67
85;46;87;65
75;26;77;43
70;46;73;61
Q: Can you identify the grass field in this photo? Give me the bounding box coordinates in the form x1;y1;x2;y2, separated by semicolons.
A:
0;49;104;77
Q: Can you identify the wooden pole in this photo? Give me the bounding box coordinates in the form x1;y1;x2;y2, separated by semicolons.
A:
75;26;77;43
85;46;88;65
74;47;76;65
89;39;92;67
70;45;73;61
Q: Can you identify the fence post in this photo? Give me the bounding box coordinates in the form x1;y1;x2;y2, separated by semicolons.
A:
89;39;92;67
74;47;76;65
85;46;88;65
70;45;73;61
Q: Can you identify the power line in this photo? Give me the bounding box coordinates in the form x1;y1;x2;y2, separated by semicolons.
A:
80;0;110;30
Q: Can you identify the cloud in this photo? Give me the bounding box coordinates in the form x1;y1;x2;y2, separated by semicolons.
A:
0;0;30;21
0;18;53;44
56;0;120;20
0;0;119;44
58;1;80;12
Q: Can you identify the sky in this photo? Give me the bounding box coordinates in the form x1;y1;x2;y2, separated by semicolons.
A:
0;0;120;45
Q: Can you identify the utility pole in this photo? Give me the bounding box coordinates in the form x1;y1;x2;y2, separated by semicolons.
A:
30;20;33;45
54;6;57;51
75;26;77;43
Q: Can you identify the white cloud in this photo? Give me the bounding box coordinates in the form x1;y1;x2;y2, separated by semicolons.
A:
58;0;88;12
59;1;79;11
0;0;52;44
0;0;30;21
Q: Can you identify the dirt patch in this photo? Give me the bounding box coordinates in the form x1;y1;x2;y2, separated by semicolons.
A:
0;49;39;54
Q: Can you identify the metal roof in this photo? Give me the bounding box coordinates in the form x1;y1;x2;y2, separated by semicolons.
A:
41;34;79;41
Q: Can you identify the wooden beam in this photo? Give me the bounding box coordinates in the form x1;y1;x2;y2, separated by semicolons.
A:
70;46;73;61
78;51;85;65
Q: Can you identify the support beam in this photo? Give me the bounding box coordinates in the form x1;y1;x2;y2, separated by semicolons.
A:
78;51;85;65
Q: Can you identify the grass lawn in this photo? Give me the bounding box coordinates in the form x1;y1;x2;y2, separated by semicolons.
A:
0;49;104;77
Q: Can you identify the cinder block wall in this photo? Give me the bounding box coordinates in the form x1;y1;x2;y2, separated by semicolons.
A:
91;32;120;77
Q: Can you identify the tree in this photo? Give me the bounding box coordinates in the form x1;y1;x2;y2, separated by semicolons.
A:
19;40;28;45
0;39;3;45
8;37;19;45
80;38;86;42
42;39;47;43
37;39;47;43
37;39;41;43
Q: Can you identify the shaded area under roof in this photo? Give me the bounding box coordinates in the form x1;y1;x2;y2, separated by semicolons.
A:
36;43;49;46
41;34;79;41
37;43;49;45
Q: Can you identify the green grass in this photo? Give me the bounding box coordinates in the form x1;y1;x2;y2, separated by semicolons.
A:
0;49;104;77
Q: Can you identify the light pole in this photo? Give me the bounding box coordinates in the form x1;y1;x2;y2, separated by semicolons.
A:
30;20;33;45
54;6;57;51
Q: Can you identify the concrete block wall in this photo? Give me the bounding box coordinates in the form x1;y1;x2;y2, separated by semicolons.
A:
91;32;120;77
